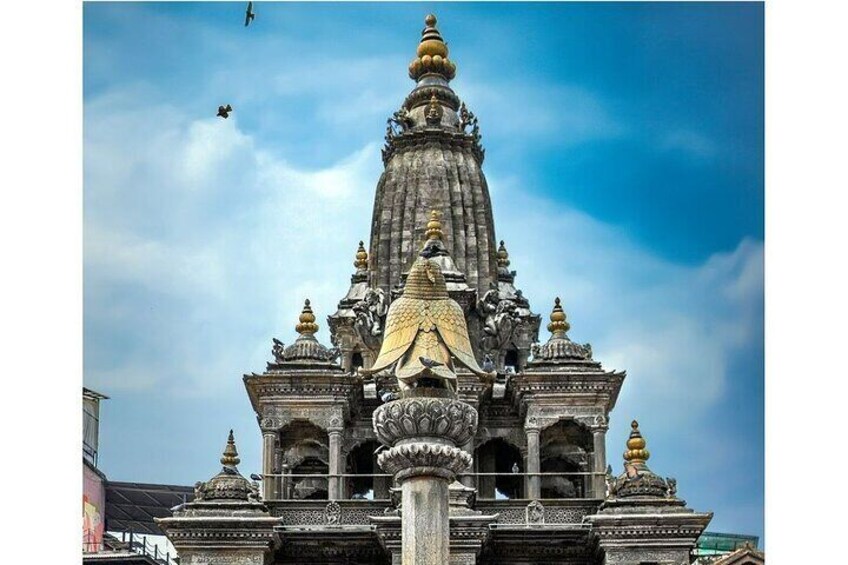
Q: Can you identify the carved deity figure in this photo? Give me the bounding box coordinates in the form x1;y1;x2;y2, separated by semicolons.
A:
478;286;521;355
353;287;388;350
359;256;494;394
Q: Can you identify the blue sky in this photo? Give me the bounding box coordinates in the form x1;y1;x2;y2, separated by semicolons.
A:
84;1;763;541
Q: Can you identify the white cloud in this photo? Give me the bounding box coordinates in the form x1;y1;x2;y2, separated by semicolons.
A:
490;175;763;426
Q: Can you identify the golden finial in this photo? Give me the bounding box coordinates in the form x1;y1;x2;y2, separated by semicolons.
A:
623;420;650;464
497;240;510;268
409;14;456;81
547;297;571;335
425;210;444;241
295;299;319;335
354;240;368;270
220;429;241;467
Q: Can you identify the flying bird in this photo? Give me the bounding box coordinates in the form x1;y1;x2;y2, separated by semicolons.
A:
244;2;255;27
217;104;232;119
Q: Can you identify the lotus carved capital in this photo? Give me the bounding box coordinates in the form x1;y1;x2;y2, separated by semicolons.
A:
372;397;478;447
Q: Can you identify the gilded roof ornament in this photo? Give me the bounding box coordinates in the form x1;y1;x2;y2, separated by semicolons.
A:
269;300;341;367
623;420;649;464
221;429;241;467
192;430;260;503
497;241;511;268
408;14;457;81
354;241;369;270
547;297;571;335
529;298;592;364
425;209;444;241
606;420;677;500
295;299;319;335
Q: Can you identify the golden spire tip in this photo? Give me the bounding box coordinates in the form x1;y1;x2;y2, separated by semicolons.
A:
623;419;650;463
547;296;570;334
220;429;241;467
425;209;444;241
354;240;369;270
296;299;319;335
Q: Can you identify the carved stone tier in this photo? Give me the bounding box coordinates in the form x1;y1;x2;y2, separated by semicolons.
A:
372;391;479;565
373;393;478;448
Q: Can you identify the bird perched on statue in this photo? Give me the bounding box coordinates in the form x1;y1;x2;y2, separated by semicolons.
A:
482;354;496;373
217;104;232;119
244;2;255;27
250;473;263;481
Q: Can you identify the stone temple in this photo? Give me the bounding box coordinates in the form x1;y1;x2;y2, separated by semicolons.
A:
157;14;723;565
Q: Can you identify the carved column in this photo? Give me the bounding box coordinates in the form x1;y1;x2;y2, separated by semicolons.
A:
591;421;608;498
261;430;276;500
373;391;478;565
328;429;344;500
526;427;541;499
373;450;390;499
459;438;476;489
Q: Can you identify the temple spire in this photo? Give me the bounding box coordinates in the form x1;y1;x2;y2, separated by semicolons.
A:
409;14;456;82
220;429;241;467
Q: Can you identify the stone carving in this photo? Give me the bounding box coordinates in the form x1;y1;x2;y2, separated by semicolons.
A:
666;477;678;498
372;397;478;447
325;501;342;525
425;93;444;125
478;287;520;357
271;338;285;364
458;101;480;142
526;500;545;525
352;287;388;350
377;442;472;481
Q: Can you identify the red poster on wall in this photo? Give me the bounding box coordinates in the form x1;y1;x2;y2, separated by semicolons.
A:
83;464;105;552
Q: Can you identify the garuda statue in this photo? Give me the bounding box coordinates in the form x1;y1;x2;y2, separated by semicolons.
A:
360;239;494;395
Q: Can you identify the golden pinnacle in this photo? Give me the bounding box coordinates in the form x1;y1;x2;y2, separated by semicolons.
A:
220;429;241;467
425;209;444;241
623;420;650;463
354;240;368;270
497;240;510;268
409;14;456;81
547;297;571;334
295;299;319;335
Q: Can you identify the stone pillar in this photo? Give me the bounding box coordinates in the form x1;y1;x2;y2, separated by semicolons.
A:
374;451;390;499
459;438;476;489
592;424;608;498
328;429;344;500
526;428;541;499
261;430;276;500
373;392;478;565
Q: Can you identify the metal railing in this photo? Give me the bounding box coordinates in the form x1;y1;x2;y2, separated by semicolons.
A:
259;470;606;501
83;531;178;565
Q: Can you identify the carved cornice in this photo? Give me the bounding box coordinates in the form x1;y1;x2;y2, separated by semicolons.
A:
509;370;626;416
382;128;484;166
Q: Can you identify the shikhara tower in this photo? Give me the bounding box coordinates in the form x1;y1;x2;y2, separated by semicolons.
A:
158;15;714;565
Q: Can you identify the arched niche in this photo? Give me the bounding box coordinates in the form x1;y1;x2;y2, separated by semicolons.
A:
539;419;592;499
279;420;329;500
475;438;524;500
